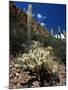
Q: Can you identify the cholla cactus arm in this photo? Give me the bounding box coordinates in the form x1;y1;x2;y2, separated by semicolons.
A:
18;57;24;62
47;46;53;50
22;64;28;70
26;59;36;71
22;53;26;58
17;57;24;65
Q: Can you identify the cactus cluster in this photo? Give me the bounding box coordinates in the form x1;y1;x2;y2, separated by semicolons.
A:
29;40;44;49
17;47;50;71
16;40;64;74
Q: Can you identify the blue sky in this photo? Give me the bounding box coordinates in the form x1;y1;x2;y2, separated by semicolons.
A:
14;1;66;34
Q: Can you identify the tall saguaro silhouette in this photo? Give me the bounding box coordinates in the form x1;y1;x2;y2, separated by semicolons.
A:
63;30;66;39
58;26;61;39
51;28;53;36
27;4;32;43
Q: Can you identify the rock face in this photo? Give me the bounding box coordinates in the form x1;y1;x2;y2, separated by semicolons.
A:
9;57;66;89
9;59;37;89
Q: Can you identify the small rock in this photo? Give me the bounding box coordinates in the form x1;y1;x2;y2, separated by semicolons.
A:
31;81;40;87
9;65;12;68
16;73;19;76
15;64;21;68
9;73;12;78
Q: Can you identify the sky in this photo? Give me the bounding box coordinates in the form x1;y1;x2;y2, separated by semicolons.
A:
14;1;66;35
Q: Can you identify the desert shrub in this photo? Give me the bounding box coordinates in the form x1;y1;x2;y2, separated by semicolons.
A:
10;12;27;55
49;38;66;64
32;31;51;46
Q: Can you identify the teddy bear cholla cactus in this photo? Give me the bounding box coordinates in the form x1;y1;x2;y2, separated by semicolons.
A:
16;40;65;86
16;40;65;74
17;47;51;71
29;40;43;49
16;40;58;73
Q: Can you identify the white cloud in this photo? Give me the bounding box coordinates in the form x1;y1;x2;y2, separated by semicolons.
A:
37;13;42;19
37;13;47;20
40;22;45;26
23;8;28;14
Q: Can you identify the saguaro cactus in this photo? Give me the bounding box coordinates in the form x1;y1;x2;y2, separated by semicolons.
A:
63;29;66;39
27;4;32;43
58;26;61;39
51;28;53;36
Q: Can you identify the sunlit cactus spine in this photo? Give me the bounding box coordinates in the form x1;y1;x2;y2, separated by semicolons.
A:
27;4;32;43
